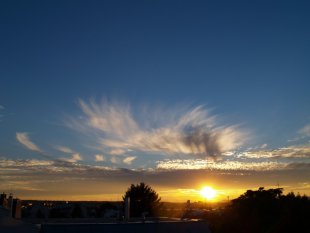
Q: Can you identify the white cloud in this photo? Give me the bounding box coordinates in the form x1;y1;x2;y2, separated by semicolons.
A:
65;153;83;163
260;143;268;149
0;105;4;110
1;158;308;178
299;124;310;137
72;99;247;159
16;132;41;152
1;157;309;200
156;159;288;171
79;99;139;137
109;149;126;155
94;154;105;162
0;159;53;168
56;146;75;154
123;156;136;165
239;145;310;159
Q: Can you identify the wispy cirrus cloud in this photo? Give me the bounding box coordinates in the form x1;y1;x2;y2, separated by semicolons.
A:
288;124;310;143
260;143;268;149
15;133;83;165
70;99;247;159
16;132;42;152
299;124;310;137
123;156;136;165
55;146;76;154
54;145;83;163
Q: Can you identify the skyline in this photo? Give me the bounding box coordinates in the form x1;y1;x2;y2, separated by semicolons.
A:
1;0;310;201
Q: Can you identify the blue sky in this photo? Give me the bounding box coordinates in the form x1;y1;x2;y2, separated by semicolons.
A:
0;1;310;200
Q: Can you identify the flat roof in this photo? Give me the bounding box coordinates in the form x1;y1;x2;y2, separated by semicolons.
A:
40;221;211;233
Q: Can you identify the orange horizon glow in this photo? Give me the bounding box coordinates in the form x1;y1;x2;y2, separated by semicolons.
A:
12;189;228;203
8;185;308;203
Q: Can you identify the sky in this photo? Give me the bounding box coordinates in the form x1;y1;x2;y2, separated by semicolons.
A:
0;0;310;202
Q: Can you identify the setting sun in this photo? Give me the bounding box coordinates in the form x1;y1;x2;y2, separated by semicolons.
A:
200;186;217;200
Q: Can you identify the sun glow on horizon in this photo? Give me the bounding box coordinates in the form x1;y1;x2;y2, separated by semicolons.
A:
200;186;217;200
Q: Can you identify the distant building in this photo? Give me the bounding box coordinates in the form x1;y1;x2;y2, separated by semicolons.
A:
0;193;8;208
0;192;22;219
12;198;22;219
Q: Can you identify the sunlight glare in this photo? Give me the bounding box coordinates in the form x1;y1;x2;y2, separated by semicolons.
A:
200;186;217;200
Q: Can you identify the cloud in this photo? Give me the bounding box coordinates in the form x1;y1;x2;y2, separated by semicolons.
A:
0;159;54;168
1;157;309;200
1;158;308;181
16;132;42;152
110;156;119;164
260;144;268;149
239;145;310;159
123;156;136;165
55;146;84;163
15;134;83;166
94;154;105;162
56;146;76;154
72;99;247;159
299;124;310;137
65;153;83;163
79;99;139;137
156;159;289;171
0;105;4;110
109;149;126;155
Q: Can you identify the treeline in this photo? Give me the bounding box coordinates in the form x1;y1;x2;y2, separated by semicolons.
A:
207;187;310;233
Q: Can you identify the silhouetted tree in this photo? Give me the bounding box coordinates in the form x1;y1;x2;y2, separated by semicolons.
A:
208;187;310;233
123;182;161;217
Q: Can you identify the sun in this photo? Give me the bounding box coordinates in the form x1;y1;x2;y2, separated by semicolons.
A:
200;186;217;200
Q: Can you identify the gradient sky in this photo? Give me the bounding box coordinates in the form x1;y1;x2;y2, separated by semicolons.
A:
1;0;310;201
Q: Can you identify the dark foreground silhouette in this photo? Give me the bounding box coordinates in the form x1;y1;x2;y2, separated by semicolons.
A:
123;182;162;217
2;186;309;233
207;187;310;233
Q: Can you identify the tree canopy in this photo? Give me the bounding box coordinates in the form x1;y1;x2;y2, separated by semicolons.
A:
208;187;310;233
123;182;161;217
